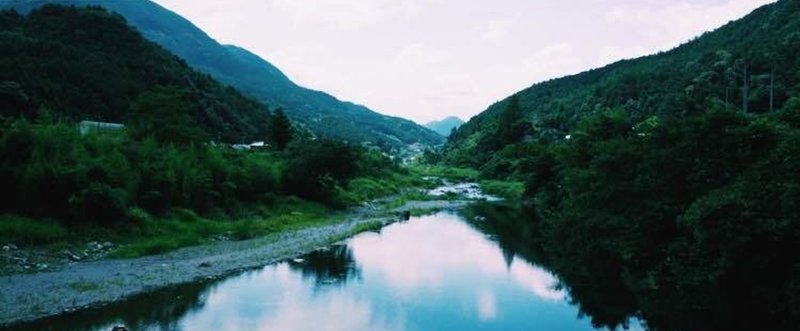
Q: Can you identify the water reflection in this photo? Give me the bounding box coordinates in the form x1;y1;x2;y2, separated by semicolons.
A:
462;202;645;331
4;211;602;331
289;244;361;289
4;279;221;331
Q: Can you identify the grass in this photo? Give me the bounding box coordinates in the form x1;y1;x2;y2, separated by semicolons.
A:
2;166;483;259
0;215;69;246
326;220;386;243
351;220;385;234
382;191;434;210
409;207;442;217
411;165;479;182
110;198;336;258
479;180;525;201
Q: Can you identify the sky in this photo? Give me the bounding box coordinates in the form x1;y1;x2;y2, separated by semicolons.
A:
151;0;774;124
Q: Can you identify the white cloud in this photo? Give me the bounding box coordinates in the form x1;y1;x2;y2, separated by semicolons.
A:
509;258;565;301
152;0;775;123
476;289;499;321
605;0;776;51
522;43;585;82
478;19;515;45
268;0;425;29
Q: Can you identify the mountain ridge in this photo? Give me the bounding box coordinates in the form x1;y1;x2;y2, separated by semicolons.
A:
0;0;444;148
425;116;464;136
0;4;273;142
445;0;799;167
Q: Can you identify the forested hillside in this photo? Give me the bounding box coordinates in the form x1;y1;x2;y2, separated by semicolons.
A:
0;0;444;149
0;6;406;238
445;1;800;329
446;0;799;170
0;4;272;143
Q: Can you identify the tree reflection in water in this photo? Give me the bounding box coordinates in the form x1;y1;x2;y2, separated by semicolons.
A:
462;201;800;331
462;202;643;330
3;278;222;331
289;244;362;289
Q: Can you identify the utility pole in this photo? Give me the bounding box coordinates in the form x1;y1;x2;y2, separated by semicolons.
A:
769;66;775;112
742;63;749;114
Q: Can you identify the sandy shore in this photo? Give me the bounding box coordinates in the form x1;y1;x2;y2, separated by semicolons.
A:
0;199;470;326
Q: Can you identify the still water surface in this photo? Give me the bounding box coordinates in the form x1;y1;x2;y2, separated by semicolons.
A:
13;211;640;331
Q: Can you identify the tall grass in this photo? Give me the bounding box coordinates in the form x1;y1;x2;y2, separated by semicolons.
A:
110;199;335;258
479;180;525;200
0;215;69;246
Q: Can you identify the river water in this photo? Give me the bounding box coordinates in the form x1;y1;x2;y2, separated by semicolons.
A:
12;208;641;331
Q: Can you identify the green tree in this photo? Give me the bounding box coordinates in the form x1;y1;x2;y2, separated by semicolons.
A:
498;95;527;145
270;108;292;150
128;87;207;145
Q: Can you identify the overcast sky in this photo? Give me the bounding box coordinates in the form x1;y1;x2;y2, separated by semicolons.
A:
151;0;774;124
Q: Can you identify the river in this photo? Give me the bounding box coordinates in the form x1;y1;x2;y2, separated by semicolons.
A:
8;206;642;331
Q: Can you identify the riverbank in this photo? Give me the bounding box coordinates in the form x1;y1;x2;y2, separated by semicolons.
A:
0;195;474;326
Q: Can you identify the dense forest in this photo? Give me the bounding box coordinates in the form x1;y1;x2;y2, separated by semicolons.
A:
0;0;445;150
0;6;405;230
0;5;273;143
447;1;800;330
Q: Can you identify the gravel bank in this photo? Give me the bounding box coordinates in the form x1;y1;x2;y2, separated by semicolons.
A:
0;199;470;326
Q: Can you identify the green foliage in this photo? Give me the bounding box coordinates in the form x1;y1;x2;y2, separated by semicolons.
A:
447;0;800;175
111;199;333;258
0;0;443;148
0;5;425;258
0;215;68;245
283;139;366;205
413;165;479;182
442;4;800;326
516;108;800;330
270;108;292;150
478;180;524;201
128;87;208;145
0;5;271;143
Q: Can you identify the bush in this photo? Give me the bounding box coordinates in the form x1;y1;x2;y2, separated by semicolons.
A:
0;215;68;245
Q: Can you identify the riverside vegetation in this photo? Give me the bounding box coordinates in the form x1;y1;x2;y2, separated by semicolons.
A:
443;1;800;330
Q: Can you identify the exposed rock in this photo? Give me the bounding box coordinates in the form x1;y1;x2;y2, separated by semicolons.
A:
197;262;211;268
63;250;82;262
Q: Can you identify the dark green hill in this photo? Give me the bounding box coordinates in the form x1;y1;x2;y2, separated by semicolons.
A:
446;0;800;167
0;0;444;148
0;4;272;143
440;1;800;329
425;116;464;136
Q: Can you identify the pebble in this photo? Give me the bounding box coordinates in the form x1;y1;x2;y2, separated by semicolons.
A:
63;250;82;262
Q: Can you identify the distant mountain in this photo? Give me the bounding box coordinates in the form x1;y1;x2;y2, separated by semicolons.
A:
0;4;272;142
425;116;464;136
0;0;444;148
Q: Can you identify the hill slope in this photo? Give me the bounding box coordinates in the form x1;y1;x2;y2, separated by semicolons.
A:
446;0;800;167
439;2;800;329
0;4;272;142
425;116;464;136
0;0;444;148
